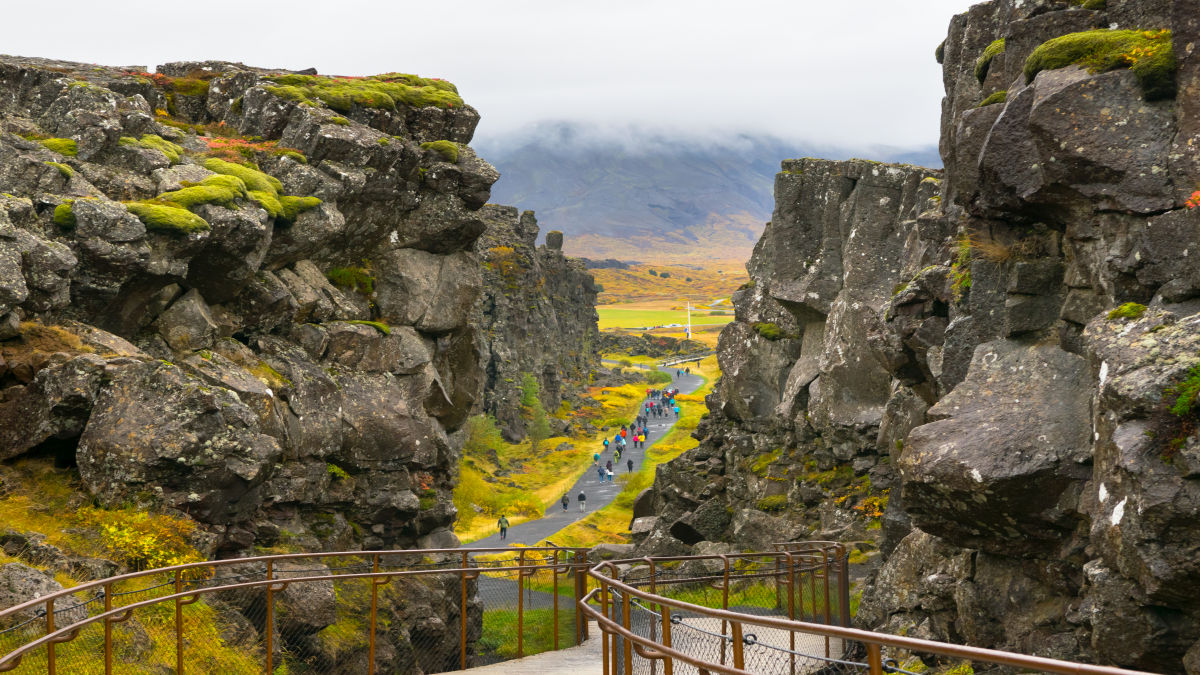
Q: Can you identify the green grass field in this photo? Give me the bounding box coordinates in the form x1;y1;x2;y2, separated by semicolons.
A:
597;306;731;331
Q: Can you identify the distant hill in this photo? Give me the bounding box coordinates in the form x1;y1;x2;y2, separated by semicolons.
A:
474;122;940;262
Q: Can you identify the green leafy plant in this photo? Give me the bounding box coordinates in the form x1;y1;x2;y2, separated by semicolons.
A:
1167;362;1200;418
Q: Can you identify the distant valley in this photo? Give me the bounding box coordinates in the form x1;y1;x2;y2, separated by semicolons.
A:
475;122;940;262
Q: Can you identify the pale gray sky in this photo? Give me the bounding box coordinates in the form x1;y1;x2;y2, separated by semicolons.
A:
4;0;978;149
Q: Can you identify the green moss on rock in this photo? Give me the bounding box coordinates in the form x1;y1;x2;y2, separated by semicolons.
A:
119;134;184;163
264;73;464;113
1107;302;1147;320
979;90;1008;107
326;266;374;294
1167;362;1200;418
53;201;76;228
347;320;390;335
420;140;460;163
935;40;946;65
38;138;77;157
975;39;1006;84
756;495;788;513
752;322;794;341
43;161;74;179
125;203;210;234
279;195;321;223
203;158;283;194
1024;29;1175;100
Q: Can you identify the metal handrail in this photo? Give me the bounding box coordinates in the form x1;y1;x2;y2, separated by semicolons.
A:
584;554;1156;675
0;545;590;674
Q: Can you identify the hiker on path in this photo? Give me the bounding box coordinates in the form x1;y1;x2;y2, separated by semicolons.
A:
602;438;609;452
606;460;613;475
578;492;587;511
607;468;614;482
561;494;569;511
497;515;509;540
594;452;600;465
674;404;680;418
627;458;634;473
597;465;605;482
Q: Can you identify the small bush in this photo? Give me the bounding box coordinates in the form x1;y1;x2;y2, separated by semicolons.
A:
43;161;73;179
53;201;76;228
643;370;672;385
327;463;351;480
1167;362;1200;418
979;90;1008;107
125;202;210;234
1107;302;1147;320
38;137;78;156
756;495;788;513
975;39;1006;84
420;140;459;163
1024;29;1175;100
76;507;203;571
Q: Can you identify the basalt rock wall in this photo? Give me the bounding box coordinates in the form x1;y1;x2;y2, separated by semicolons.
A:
473;205;599;441
638;1;1200;671
0;55;498;669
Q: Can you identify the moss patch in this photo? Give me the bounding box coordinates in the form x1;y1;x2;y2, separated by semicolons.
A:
326;266;374;294
979;90;1008;107
1072;0;1106;8
935;40;946;65
1167;362;1200;418
1107;302;1147;320
43;161;73;179
752;322;795;341
203;158;283;194
125;202;210;234
975;39;1006;84
119;134;184;163
263;73;463;113
159;175;247;209
420;140;460;163
329;116;350;126
52;201;76;228
756;495;788;513
346;320;390;335
1024;29;1175;100
38;137;77;156
280;195;321;222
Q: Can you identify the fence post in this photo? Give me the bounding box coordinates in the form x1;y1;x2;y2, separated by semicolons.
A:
647;559;658;675
601;577;610;675
622;591;632;675
822;548;832;658
719;555;730;667
660;603;674;675
838;545;851;628
867;642;884;675
369;554;380;675
265;560;274;674
578;551;589;643
553;550;560;652
461;551;469;669
517;549;525;659
103;582;113;675
174;569;184;675
45;597;55;675
731;621;744;670
786;553;797;675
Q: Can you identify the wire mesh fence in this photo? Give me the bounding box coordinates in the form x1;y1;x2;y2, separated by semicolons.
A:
0;546;591;674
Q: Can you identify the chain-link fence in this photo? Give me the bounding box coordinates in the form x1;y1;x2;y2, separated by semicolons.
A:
0;546;590;674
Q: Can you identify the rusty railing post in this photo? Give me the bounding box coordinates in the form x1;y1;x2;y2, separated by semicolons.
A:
868;642;884;675
719;555;730;667
660;602;674;675
517;549;526;659
265;560;274;674
553;549;560;652
622;589;633;674
838;545;851;628
461;551;469;669
786;552;797;675
174;569;185;675
103;582;113;675
822;548;832;658
45;597;55;675
647;558;658;675
601;573;610;675
368;554;380;675
579;551;589;643
731;621;745;670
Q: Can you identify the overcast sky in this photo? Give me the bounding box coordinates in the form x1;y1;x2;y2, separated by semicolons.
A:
4;1;978;149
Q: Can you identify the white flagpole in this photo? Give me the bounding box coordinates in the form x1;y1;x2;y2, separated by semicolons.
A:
686;301;691;340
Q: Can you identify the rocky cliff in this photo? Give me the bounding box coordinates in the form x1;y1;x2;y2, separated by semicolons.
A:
637;0;1200;671
0;55;498;668
473;205;599;440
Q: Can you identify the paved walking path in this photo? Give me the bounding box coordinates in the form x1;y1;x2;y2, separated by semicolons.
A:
449;623;602;674
470;365;703;548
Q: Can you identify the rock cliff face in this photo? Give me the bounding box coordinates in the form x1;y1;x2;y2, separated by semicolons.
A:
0;55;499;665
638;1;1200;671
472;205;598;440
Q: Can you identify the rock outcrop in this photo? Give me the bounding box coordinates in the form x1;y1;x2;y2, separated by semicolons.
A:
473;205;599;440
0;55;498;666
638;1;1200;671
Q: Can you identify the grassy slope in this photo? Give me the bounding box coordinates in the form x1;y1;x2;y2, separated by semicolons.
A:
591;263;747;305
542;355;720;547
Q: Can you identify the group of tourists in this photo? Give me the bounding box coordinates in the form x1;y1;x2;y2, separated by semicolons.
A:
500;374;690;536
645;387;681;419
